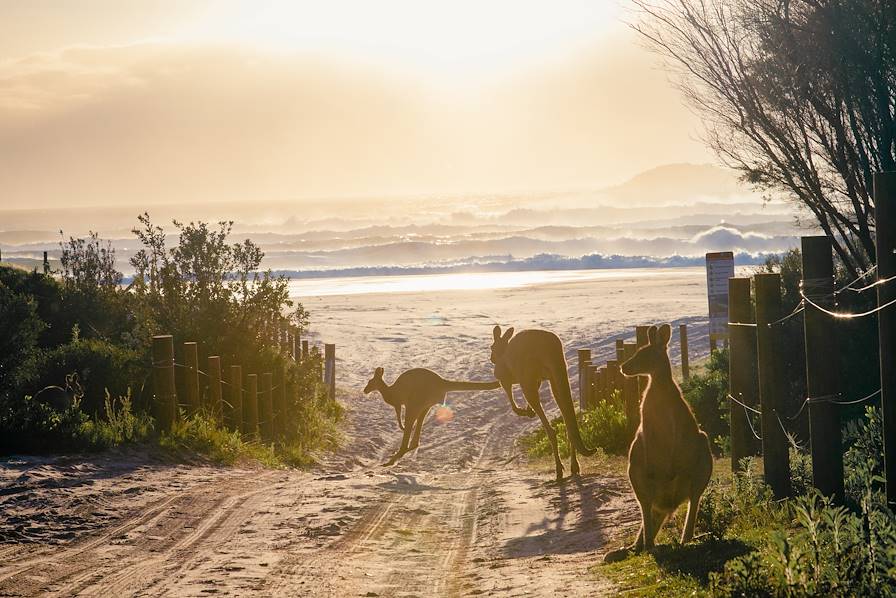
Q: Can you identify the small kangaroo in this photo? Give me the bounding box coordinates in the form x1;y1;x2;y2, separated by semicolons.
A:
363;367;500;466
489;326;595;480
33;373;83;412
618;323;712;554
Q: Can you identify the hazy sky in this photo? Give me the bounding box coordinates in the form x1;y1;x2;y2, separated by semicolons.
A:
0;0;714;208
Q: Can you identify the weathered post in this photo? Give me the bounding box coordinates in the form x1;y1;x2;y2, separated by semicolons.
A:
261;372;274;441
325;343;336;401
679;324;690;381
276;362;288;439
755;273;791;498
801;235;844;502
874;172;896;507
302;340;309;361
152;335;177;430
42;251;50;275
246;374;259;439
728;277;756;473
207;356;223;421
596;368;606;404
606;360;619;401
292;327;300;363
182;342;201;413
577;349;592;410
229;365;242;433
582;364;593;410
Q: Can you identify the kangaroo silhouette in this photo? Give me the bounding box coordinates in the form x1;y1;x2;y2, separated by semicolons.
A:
617;323;712;554
363;367;500;466
34;373;83;412
489;326;595;480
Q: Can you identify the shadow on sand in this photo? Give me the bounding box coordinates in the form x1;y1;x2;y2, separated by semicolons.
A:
502;473;631;559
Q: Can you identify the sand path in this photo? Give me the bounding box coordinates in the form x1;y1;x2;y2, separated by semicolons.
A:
0;381;641;597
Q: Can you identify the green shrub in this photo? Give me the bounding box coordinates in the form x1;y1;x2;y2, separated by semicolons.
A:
521;392;629;458
710;410;896;597
160;412;282;467
22;338;145;415
0;283;45;393
77;391;154;449
681;348;729;454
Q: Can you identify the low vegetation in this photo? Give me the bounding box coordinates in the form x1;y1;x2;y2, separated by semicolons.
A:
520;389;630;459
0;215;341;466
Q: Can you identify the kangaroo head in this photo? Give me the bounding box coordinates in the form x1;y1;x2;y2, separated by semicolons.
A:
621;324;673;377
490;325;514;364
65;373;84;399
363;367;386;394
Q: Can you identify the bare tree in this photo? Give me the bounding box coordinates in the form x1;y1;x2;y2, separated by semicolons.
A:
633;0;896;275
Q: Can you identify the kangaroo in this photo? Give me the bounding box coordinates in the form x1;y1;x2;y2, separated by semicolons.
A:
489;326;595;480
618;323;712;554
33;373;83;412
363;367;501;466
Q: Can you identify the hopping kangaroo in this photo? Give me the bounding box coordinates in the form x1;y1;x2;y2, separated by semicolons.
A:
363;367;500;466
620;324;712;553
489;326;595;480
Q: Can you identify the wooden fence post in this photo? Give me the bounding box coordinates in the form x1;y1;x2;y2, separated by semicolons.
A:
596;368;606;404
578;349;591;410
606;360;619;401
207;356;223;421
729;277;757;472
755;273;791;499
302;340;309;362
679;324;690;381
801;235;844;502
246;374;258;439
229;365;242;433
325;343;336;401
182;342;200;414
277;362;288;439
42;251;50;275
261;372;273;441
152;335;177;430
292;327;300;363
874;172;896;507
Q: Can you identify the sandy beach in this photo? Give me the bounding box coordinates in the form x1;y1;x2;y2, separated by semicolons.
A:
0;266;717;596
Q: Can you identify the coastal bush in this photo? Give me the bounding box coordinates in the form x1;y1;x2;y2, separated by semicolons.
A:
159;413;282;467
681;348;729;453
75;391;154;449
0;214;339;466
20;337;144;416
521;393;628;458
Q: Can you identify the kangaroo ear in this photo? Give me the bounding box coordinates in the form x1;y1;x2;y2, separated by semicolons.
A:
658;324;672;347
502;327;514;341
374;367;384;378
493;325;502;341
647;325;658;345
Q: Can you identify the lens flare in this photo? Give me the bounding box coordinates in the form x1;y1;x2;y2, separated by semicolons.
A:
434;404;454;424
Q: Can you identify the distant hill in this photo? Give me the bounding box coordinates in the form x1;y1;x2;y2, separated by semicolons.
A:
600;163;757;206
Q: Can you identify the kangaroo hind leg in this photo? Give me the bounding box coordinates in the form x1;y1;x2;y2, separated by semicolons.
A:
383;409;416;466
524;383;564;481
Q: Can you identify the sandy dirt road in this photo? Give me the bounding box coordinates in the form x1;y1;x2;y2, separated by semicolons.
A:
0;384;640;597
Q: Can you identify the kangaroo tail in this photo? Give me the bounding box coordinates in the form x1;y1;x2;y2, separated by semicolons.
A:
442;380;502;392
549;361;596;456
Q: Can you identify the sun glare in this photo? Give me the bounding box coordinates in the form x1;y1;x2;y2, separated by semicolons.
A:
178;0;621;80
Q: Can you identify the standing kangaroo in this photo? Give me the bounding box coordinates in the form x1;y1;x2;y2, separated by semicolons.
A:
489;326;595;480
619;323;712;553
363;367;500;466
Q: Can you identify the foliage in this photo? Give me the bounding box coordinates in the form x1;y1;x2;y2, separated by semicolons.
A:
521;391;629;458
0;213;336;467
708;408;896;597
0;283;45;393
77;391;154;449
681;348;729;453
159;413;282;467
20;337;144;415
634;0;895;274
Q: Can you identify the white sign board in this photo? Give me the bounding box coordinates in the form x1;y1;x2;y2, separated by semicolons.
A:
706;251;735;344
